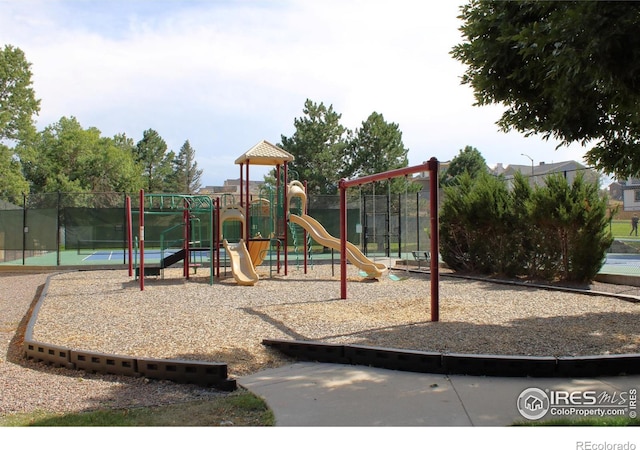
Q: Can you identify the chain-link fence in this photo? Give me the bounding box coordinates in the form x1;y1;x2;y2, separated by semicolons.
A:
2;190;632;276
1;191;435;267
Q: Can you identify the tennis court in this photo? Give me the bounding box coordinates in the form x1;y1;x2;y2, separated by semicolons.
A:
79;247;215;263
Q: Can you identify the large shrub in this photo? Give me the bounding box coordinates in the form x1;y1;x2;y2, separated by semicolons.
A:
440;172;612;282
440;172;523;277
529;173;612;282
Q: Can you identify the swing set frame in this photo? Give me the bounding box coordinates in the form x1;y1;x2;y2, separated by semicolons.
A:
338;158;440;321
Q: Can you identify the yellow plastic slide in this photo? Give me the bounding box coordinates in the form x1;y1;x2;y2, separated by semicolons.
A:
289;213;387;278
223;239;259;286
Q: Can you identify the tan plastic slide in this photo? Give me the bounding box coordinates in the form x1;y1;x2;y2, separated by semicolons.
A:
223;239;259;286
289;213;387;278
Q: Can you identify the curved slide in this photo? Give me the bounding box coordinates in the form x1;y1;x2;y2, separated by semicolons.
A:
289;213;387;278
223;239;259;286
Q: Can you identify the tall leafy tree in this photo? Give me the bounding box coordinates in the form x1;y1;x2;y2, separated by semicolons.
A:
167;140;203;194
20;117;143;195
0;143;29;202
0;45;40;202
135;129;174;193
0;45;40;143
21;116;99;193
279;99;349;195
441;145;488;186
451;1;640;178
90;133;144;194
346;112;413;194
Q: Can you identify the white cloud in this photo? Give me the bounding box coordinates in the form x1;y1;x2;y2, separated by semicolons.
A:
0;0;595;186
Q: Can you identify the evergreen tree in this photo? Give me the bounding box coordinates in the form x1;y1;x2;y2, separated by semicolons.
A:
530;173;612;282
279;99;349;195
347;112;414;195
440;171;612;282
169;140;202;194
135;129;173;193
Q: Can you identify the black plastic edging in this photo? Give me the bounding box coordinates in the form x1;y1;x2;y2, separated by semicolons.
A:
263;339;640;378
22;272;237;391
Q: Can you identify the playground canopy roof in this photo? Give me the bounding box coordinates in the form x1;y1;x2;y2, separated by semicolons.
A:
234;140;295;166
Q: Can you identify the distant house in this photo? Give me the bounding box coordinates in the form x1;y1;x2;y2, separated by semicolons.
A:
621;178;640;211
410;159;602;207
198;179;265;204
497;160;599;189
609;181;624;201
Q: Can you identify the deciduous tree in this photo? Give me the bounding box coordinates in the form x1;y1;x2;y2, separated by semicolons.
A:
19;117;143;195
0;45;40;202
0;45;40;143
451;1;640;178
441;145;488;186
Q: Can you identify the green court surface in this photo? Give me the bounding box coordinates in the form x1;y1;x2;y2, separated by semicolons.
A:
2;247;639;279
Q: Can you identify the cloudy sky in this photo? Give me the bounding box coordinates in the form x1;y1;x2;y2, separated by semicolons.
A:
1;0;591;187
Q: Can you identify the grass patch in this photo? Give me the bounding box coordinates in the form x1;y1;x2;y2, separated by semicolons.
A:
0;389;274;427
514;416;640;426
609;220;640;240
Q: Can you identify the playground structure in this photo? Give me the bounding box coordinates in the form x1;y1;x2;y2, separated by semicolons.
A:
130;141;440;320
132;140;298;289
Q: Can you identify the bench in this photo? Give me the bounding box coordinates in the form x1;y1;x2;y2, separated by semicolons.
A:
412;251;430;269
135;266;161;277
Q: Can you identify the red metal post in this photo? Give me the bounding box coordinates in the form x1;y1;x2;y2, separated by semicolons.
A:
276;164;281;273
428;157;440;322
139;189;145;291
210;199;215;284
339;179;347;299
215;197;220;278
184;207;189;279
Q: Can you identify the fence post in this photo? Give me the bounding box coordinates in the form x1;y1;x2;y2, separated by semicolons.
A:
22;192;26;265
56;192;61;266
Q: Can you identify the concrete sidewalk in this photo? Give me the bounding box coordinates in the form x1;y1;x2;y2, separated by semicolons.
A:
238;362;640;426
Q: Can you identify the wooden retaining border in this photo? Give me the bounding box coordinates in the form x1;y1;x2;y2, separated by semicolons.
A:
263;339;640;378
23;273;237;391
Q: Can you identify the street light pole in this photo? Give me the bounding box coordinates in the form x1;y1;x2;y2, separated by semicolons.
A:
521;153;534;178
